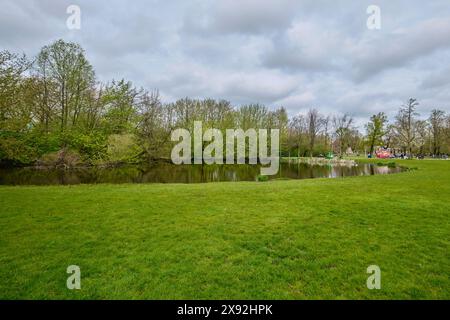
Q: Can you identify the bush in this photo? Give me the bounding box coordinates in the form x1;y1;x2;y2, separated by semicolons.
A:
60;131;107;163
106;134;142;163
257;174;269;182
387;162;397;168
38;148;82;168
0;134;37;165
25;131;61;156
376;161;396;168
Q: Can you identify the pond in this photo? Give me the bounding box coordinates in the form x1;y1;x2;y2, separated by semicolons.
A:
0;161;404;185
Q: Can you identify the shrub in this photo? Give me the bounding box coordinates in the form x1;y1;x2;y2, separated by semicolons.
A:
257;174;269;182
60;131;107;163
387;162;397;168
106;134;142;163
38;148;82;168
0;137;34;165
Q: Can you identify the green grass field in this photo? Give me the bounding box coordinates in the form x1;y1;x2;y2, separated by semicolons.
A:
0;159;449;299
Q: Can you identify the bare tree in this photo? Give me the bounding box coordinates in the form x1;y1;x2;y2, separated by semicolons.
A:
395;98;419;156
289;114;306;157
384;124;397;150
333;114;354;158
136;90;175;160
323;115;331;152
306;109;323;156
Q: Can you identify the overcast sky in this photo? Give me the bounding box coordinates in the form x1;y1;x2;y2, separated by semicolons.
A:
1;0;450;126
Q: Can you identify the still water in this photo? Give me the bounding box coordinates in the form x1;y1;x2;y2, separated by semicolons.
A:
0;162;404;185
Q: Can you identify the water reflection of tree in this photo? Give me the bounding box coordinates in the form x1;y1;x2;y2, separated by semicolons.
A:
0;163;403;185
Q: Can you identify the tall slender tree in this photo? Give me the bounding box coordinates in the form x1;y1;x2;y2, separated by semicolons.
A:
365;112;388;155
306;109;323;157
395;98;419;156
429;109;446;156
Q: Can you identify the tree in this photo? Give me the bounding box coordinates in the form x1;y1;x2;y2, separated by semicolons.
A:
36;39;95;132
236;104;268;130
384;124;397;150
415;120;429;155
6;39;450;165
395;98;419;156
270;107;289;156
445;115;450;154
333;114;354;158
136;89;174;160
83;83;106;132
288;115;306;157
0;50;32;131
323;115;331;152
306;109;323;156
365;112;388;155
348;128;363;154
102;79;139;134
429;109;446;156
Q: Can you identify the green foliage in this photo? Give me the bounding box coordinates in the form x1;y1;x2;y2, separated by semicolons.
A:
387;162;397;168
257;174;269;182
365;112;388;154
106;134;142;163
27;131;61;155
377;161;397;168
102;80;139;134
0;129;106;165
60;131;107;163
0;131;37;164
2;40;449;167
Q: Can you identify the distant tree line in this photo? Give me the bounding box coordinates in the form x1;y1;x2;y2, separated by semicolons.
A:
1;40;449;166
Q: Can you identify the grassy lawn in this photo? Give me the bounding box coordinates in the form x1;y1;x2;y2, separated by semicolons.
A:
0;159;449;299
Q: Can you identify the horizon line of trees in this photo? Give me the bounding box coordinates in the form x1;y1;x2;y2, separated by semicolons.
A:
1;39;450;166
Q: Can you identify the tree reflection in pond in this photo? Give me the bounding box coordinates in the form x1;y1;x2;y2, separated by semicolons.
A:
0;162;404;185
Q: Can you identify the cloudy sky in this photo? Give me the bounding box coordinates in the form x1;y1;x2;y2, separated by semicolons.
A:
1;0;450;126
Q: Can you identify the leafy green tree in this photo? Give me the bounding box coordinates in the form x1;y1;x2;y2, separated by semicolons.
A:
102;79;140;134
365;112;388;155
36;39;95;132
429;109;446;155
0;50;32;131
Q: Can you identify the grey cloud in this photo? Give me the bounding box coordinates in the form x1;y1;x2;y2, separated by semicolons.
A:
262;21;346;72
150;61;299;105
351;18;450;81
0;1;64;50
421;66;450;89
182;0;301;36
